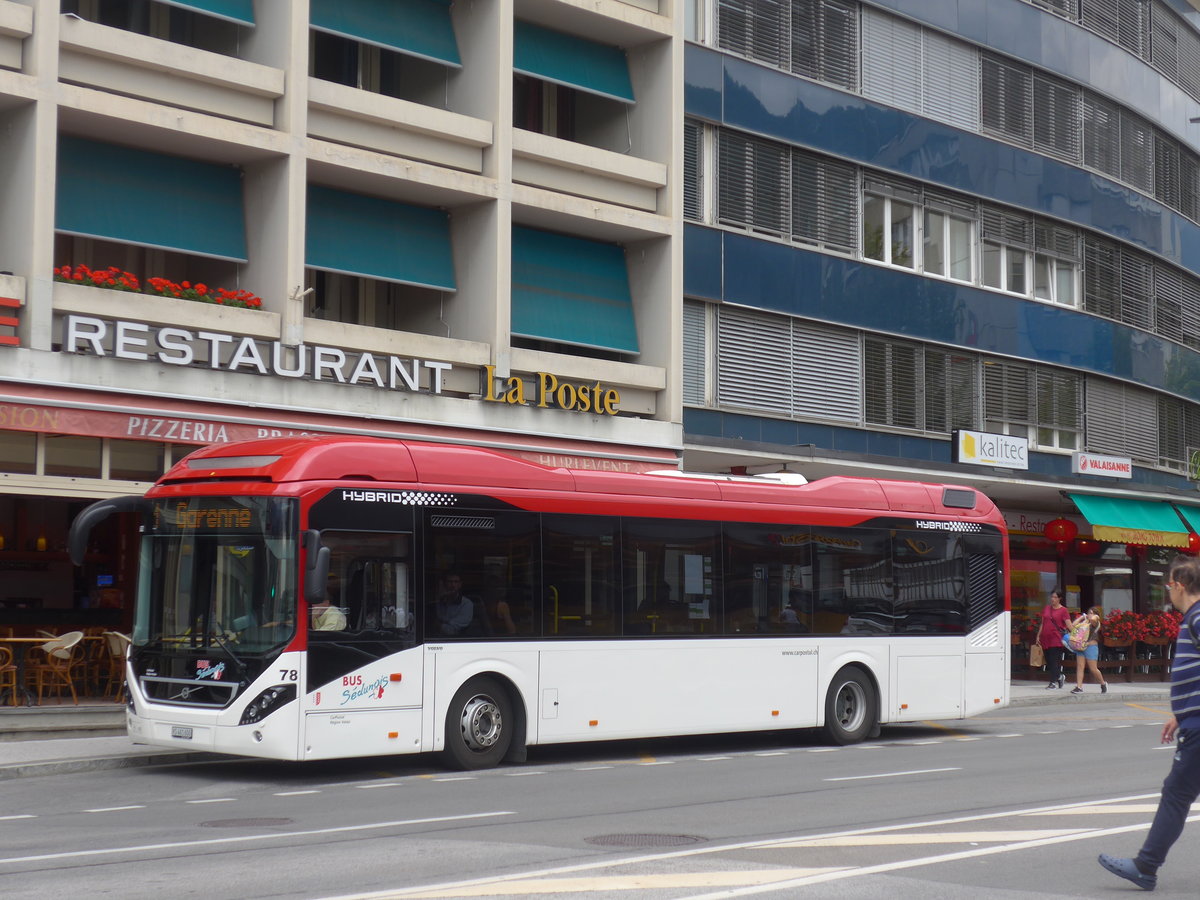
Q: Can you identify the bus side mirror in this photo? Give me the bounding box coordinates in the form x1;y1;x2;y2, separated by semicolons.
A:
303;530;330;604
68;496;148;566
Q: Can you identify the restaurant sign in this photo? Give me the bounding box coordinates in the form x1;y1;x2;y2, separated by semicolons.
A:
1072;451;1133;479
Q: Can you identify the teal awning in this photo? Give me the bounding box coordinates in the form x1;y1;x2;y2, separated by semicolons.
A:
310;0;461;67
306;186;455;291
56;138;248;262
1173;504;1200;536
159;0;255;26
511;226;638;354
1067;493;1190;548
514;21;634;104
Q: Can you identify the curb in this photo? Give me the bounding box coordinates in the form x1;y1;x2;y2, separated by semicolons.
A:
0;749;235;780
1010;691;1171;708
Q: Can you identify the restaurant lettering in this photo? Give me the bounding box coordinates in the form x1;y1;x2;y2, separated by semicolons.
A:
480;365;620;415
63;315;451;393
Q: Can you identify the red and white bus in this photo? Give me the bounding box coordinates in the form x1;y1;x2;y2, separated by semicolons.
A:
69;435;1010;768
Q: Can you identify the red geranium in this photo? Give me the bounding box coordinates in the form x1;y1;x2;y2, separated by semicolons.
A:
56;264;263;309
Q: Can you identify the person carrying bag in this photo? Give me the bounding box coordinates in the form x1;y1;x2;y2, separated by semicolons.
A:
1034;588;1071;689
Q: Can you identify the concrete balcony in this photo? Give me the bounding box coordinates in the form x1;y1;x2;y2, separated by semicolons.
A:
0;0;31;72
512;129;666;214
58;15;284;127
307;78;492;175
53;282;280;339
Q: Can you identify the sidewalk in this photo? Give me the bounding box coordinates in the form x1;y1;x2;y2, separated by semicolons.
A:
0;678;1176;780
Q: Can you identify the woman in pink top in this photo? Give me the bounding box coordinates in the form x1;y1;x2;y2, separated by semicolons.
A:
1034;587;1072;689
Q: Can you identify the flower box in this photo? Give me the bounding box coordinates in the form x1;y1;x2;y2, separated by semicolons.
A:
54;281;279;339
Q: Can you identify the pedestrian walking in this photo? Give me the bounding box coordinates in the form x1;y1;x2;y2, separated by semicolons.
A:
1034;587;1071;690
1069;606;1108;694
1098;554;1200;891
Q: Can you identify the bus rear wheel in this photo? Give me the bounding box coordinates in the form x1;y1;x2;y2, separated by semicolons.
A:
442;677;513;770
822;667;876;745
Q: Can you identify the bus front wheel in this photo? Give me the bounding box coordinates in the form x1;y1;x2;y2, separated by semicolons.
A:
822;667;876;745
442;677;513;770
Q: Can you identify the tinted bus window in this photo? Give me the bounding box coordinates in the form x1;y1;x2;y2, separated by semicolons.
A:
424;509;538;639
621;519;719;636
811;527;893;635
892;531;967;634
543;514;618;637
723;523;814;634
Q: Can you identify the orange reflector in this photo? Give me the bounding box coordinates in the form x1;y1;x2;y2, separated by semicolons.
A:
389;673;402;682
995;698;1001;704
589;720;598;727
900;703;908;710
771;710;779;716
387;732;398;739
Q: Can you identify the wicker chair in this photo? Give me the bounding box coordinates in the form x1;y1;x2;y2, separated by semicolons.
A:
0;646;18;707
101;631;132;702
26;631;84;705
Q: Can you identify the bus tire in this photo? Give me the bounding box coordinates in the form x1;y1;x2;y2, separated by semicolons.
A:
822;667;876;745
442;677;513;770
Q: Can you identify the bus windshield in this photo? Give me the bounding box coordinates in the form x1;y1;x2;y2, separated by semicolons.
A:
134;496;299;655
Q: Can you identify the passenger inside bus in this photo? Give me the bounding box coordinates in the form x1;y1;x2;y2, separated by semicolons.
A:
311;576;347;631
434;572;479;636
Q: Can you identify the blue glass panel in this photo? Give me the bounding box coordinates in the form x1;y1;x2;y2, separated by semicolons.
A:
686;46;1200;278
160;0;253;25
56;137;247;262
511;227;638;354
310;0;461;67
683;224;722;299
691;227;1200;405
684;43;723;122
514;21;633;103
306;186;455;290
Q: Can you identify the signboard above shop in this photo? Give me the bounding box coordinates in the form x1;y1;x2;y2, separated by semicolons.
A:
1072;451;1133;479
952;429;1029;470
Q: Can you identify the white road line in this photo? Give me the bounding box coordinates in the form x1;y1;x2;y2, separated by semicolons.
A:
355;783;403;789
84;806;145;813
824;767;960;782
638;761;674;766
774;829;1086;847
0;812;515;866
0;815;35;821
504;771;545;776
185;798;235;804
699;757;732;761
394;869;846;897
274;790;321;796
311;794;1172;900
754;751;787;757
433;777;475;782
575;765;613;770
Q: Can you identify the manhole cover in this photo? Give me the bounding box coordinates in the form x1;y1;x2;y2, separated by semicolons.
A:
200;818;294;828
585;833;706;848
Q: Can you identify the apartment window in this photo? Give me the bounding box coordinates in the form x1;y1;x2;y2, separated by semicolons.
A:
717;130;790;237
1083;236;1153;329
1086;377;1158;464
862;180;916;269
792;149;858;254
305;271;446;334
1158;396;1200;471
984;361;1081;450
980;207;1033;294
684;121;704;221
311;31;451;106
717;0;858;91
1033;221;1080;306
683;300;710;405
923;195;975;282
62;0;249;54
864;339;973;433
981;54;1033;147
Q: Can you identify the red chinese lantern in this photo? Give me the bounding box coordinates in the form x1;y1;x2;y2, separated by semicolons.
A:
1076;538;1101;556
1187;533;1200;555
1125;543;1146;558
1044;518;1078;543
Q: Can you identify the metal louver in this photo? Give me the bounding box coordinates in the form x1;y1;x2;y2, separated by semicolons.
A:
1119;110;1154;193
1032;73;1081;162
1082;92;1121;178
983;361;1031;428
716;130;790;237
793;0;859;92
716;0;788;68
1154;131;1182;211
716;306;793;414
792;149;858;253
981;54;1033;147
684;121;702;222
1085;377;1158;462
1118;249;1154;331
1084;236;1121;319
682;300;707;406
791;321;861;422
861;7;923;114
923;30;980;131
981;206;1033;248
864;338;919;430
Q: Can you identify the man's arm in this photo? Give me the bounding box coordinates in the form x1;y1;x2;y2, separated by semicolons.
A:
1162;715;1179;744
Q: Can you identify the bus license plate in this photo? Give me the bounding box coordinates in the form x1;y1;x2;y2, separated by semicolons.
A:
171;726;193;740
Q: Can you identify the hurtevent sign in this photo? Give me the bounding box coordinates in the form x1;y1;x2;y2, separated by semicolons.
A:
953;429;1029;470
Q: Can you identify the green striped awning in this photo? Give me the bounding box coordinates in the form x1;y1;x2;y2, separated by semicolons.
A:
1067;494;1190;548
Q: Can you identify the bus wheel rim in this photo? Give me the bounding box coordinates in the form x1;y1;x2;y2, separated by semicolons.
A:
460;695;503;751
835;681;866;732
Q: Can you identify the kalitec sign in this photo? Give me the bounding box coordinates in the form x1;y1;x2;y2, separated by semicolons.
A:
1072;451;1133;479
952;429;1029;470
61;315;619;415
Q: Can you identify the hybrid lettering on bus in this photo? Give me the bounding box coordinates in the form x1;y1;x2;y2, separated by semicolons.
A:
69;436;1010;769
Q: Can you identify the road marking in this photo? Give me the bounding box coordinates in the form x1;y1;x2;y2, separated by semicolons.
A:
699;757;732;761
774;829;1086;847
186;798;235;804
824;767;960;782
575;765;612;771
390;869;847;897
1026;804;1163;815
754;751;787;757
638;761;674;766
275;790;320;796
504;771;545;777
433;777;475;782
0;812;515;866
355;783;403;789
0;815;35;821
84;806;145;813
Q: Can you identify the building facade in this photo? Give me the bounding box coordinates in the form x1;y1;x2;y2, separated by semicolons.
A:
0;0;682;628
682;0;1200;626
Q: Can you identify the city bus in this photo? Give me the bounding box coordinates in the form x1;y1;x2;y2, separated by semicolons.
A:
68;435;1010;769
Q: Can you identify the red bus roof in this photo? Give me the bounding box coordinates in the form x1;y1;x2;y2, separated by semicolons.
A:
158;436;1004;526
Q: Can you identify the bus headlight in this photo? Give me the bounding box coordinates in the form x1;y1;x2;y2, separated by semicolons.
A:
238;685;297;725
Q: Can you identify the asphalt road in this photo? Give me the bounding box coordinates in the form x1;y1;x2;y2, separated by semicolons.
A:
1;697;1196;899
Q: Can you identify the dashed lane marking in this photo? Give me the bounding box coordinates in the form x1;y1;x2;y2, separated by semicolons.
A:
772;828;1087;847
824;767;960;782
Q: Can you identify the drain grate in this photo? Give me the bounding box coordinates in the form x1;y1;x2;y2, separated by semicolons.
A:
585;833;706;848
200;818;294;828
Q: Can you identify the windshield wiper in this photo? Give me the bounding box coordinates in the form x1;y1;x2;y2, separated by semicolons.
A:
210;622;249;681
